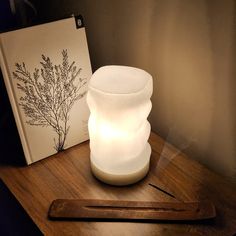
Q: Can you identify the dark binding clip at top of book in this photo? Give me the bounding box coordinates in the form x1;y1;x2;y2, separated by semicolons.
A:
74;15;84;29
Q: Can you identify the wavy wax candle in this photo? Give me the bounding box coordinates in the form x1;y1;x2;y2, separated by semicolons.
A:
87;66;153;185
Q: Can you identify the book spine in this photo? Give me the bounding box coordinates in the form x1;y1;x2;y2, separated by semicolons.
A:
0;38;32;164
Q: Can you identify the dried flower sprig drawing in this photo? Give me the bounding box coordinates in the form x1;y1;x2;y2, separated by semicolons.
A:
13;49;87;152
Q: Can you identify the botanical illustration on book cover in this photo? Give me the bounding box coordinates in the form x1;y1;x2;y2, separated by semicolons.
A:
13;49;87;152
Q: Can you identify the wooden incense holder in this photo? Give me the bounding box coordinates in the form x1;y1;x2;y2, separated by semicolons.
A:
48;199;216;221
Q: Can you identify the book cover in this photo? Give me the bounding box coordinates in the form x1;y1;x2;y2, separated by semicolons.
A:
0;16;92;164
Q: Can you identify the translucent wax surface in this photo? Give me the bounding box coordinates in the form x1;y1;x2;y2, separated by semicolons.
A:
87;65;153;185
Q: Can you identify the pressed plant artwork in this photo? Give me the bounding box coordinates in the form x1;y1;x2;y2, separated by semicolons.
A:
12;49;87;152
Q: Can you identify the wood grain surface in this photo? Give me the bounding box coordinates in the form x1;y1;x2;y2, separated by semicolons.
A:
0;132;236;236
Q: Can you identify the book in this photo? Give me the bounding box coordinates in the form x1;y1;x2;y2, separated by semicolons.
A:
0;16;92;164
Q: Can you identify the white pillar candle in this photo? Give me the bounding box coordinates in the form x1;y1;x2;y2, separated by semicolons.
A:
87;65;153;185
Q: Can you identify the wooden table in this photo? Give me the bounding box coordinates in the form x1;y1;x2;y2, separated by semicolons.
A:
0;132;236;236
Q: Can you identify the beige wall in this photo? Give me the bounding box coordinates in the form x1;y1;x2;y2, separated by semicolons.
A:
38;0;236;182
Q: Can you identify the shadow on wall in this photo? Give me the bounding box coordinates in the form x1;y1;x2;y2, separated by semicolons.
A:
205;0;236;181
143;0;236;183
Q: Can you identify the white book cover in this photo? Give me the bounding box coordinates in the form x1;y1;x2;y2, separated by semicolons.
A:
0;16;92;164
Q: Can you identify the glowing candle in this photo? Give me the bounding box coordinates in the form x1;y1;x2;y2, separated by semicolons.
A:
87;65;153;185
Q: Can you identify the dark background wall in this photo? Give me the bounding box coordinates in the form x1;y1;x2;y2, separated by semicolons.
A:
1;0;236;182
